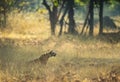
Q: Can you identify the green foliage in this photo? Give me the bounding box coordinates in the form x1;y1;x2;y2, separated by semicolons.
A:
19;1;30;7
75;0;89;6
0;0;16;11
51;0;59;7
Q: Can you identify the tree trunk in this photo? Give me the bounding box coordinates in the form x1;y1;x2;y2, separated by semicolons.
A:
81;2;90;35
89;0;94;36
99;0;104;35
68;0;76;34
42;0;58;35
59;3;68;36
50;6;58;35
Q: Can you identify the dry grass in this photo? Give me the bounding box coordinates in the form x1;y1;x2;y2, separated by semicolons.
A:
0;12;120;82
0;36;120;82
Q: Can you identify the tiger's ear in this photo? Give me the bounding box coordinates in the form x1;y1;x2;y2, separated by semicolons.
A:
49;50;53;53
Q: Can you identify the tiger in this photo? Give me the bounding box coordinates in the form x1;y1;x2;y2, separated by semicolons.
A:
28;50;56;65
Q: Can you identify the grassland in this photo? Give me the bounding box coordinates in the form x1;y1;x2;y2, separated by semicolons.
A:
0;11;120;82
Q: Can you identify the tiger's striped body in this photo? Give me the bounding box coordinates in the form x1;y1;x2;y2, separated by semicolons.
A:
29;50;56;65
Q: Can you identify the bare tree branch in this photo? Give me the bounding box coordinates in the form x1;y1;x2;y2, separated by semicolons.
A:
58;3;69;36
81;1;91;35
57;0;67;19
42;0;51;13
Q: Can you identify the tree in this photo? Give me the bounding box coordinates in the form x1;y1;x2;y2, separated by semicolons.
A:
99;0;104;35
99;0;120;35
80;0;120;36
42;0;59;35
68;0;77;34
0;0;8;28
58;0;68;36
59;0;77;36
89;0;94;36
0;0;15;28
80;0;94;36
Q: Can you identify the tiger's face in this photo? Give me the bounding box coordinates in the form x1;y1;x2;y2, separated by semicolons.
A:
39;50;56;65
49;50;56;57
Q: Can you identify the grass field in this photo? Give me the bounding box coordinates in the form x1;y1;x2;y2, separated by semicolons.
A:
0;12;120;82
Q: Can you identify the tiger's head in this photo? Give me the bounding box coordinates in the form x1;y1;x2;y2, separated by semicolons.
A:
38;50;56;65
48;50;56;57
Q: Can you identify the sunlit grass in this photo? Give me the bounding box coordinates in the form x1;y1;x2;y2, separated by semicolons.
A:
0;11;50;40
